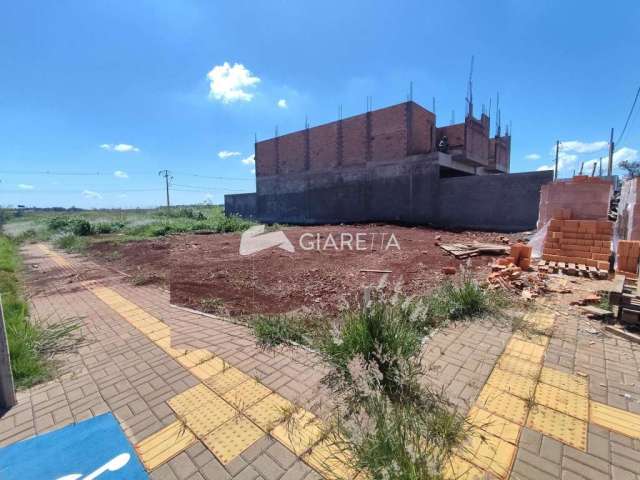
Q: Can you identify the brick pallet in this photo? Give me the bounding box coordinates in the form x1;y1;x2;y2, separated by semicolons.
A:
540;219;612;279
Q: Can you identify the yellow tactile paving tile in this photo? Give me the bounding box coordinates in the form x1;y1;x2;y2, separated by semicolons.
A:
168;384;223;415
204;367;252;395
534;383;588;421
466;406;521;445
476;385;528;425
190;357;226;380
504;338;546;363
443;455;487;480
539;367;588;397
526;405;587;450
272;409;324;456
523;312;555;330
156;337;186;358
486;368;536;400
496;355;541;379
135;420;197;471
179;399;236;437
590;401;640;439
223;379;272;410
245;393;295;431
304;438;358;480
175;349;216;368
458;430;516;478
203;416;265;465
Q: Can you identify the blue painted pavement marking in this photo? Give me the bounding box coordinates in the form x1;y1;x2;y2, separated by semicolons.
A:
0;413;147;479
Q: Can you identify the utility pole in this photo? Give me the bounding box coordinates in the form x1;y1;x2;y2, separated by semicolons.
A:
599;157;603;176
591;161;597;177
554;140;560;180
579;161;584;175
607;128;614;177
158;170;172;211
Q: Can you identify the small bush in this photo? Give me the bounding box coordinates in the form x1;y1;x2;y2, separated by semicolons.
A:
54;234;88;252
46;217;70;231
68;219;93;236
251;316;309;348
217;214;253;233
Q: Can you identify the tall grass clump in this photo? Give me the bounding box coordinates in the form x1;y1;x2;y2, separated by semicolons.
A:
319;295;468;479
0;235;82;388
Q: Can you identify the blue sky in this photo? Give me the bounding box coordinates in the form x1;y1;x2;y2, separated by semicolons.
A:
1;0;639;208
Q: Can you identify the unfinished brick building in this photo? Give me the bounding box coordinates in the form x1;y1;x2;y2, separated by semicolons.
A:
226;100;552;231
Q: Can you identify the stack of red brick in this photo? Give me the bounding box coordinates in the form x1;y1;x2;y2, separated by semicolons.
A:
543;219;612;270
616;240;640;277
537;176;612;229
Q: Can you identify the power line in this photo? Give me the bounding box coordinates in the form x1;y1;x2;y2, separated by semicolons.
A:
616;85;640;146
0;170;255;181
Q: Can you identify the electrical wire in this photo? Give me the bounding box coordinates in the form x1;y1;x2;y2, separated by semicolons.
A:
616;85;640;146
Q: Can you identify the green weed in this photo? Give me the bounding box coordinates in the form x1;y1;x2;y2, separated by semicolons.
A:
251;315;310;348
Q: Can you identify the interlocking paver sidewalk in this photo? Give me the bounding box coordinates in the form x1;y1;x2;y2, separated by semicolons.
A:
1;244;640;479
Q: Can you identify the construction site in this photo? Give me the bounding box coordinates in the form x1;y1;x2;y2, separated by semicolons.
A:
225;99;551;231
1;9;640;478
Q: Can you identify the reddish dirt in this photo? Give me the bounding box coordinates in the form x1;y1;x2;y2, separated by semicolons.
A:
88;225;525;317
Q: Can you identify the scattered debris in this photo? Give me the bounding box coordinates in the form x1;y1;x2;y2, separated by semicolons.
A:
442;267;457;275
439;242;510;259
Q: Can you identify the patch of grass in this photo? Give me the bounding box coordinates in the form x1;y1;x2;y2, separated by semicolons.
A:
53;233;88;253
598;295;612;312
0;235;83;388
251;315;310;348
336;396;466;479
423;274;510;322
199;297;225;314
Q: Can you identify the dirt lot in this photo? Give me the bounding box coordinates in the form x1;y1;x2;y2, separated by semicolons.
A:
89;225;525;316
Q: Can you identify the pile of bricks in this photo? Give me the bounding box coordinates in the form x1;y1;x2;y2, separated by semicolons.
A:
616;240;640;277
537;176;612;229
509;243;533;270
542;219;612;270
488;243;533;285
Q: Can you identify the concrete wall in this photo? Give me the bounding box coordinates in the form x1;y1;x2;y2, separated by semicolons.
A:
437;171;553;231
224;192;257;219
227;162;552;232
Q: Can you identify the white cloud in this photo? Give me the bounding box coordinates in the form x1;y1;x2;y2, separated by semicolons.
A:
100;143;140;153
18;183;34;190
613;147;639;165
218;150;241;159
82;190;102;199
118;194;127;199
114;170;128;179
525;153;541;161
536;165;554;171
250;168;256;175
558;140;608;154
277;99;288;109
241;154;255;165
207;62;260;103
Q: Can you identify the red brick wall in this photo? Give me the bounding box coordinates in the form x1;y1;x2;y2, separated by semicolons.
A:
465;118;489;164
370;104;407;162
278;131;306;174
256;139;277;176
256;101;440;176
341;113;367;167
309;123;337;171
409;103;435;154
437;124;465;149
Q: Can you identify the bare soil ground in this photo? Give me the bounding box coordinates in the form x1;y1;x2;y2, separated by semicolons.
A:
88;225;525;316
